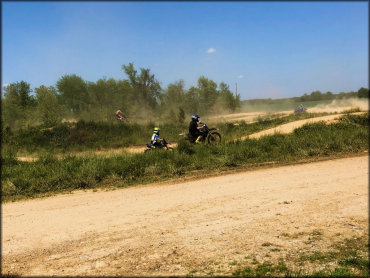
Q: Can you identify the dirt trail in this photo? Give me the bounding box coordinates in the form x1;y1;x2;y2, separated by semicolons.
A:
2;156;368;276
208;111;291;123
15;112;366;161
16;143;178;161
245;112;365;139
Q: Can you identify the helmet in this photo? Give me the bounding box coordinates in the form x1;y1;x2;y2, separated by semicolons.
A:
153;127;160;134
192;114;200;120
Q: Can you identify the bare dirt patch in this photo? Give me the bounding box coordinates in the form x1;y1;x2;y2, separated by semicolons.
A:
2;156;368;276
246;112;366;139
210;98;368;123
208;111;291;123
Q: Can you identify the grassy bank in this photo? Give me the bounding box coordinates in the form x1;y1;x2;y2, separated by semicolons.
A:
2;121;186;153
2;113;368;202
2;111;338;155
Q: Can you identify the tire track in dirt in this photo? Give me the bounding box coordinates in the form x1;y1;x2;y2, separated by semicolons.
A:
243;112;365;140
2;156;368;276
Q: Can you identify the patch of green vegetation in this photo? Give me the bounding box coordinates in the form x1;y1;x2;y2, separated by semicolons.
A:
310;266;355;277
233;261;288;277
310;230;323;236
2;113;368;202
232;235;368;277
261;242;273;247
290;232;306;239
299;251;337;263
186;269;198;277
304;230;324;244
233;266;254;277
2;111;343;156
343;107;361;113
339;256;369;270
2;120;187;154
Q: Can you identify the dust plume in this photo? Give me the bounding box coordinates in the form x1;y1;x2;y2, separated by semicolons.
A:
308;98;369;113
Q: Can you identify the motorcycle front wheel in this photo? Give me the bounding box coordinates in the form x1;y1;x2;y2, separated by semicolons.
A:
207;132;221;144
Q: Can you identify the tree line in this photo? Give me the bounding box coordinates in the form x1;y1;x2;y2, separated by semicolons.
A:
242;87;369;106
2;62;368;130
2;63;241;129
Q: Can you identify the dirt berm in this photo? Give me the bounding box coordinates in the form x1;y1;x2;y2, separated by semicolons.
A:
2;156;368;276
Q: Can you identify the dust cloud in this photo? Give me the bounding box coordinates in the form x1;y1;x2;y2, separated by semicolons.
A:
308;98;369;113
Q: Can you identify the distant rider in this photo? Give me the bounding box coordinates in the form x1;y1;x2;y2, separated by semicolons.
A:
297;104;305;112
151;127;164;148
116;109;126;121
189;114;204;144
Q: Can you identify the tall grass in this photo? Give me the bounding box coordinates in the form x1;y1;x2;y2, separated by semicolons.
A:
2;120;187;153
2;112;336;155
2;113;368;202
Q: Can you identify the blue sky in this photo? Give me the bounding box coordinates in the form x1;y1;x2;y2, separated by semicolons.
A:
2;1;368;100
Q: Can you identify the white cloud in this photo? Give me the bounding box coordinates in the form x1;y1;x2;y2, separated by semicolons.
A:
206;48;216;54
237;75;244;79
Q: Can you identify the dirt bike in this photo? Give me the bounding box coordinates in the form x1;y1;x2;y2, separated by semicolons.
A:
185;122;221;144
116;114;129;122
294;107;307;113
145;138;173;152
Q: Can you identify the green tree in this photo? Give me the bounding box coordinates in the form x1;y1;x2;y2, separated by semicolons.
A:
122;63;161;111
115;79;133;113
1;99;23;130
177;107;185;124
86;78;121;121
324;91;333;100
3;81;34;108
197;76;218;114
56;74;88;113
357;87;369;98
2;81;36;129
35;86;63;127
215;82;238;112
168;109;176;124
184;86;200;116
162;80;186;107
300;93;309;102
310;91;323;101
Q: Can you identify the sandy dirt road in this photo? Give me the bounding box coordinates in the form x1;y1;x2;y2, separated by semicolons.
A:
2;155;368;276
245;113;365;139
208;101;368;123
208;111;291;123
